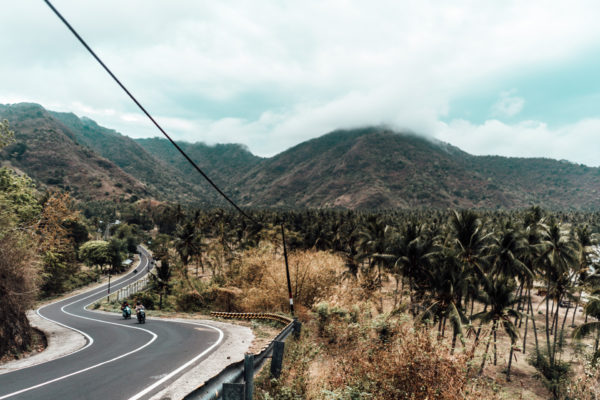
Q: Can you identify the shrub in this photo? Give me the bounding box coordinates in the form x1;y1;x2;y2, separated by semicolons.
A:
136;292;156;310
175;291;205;312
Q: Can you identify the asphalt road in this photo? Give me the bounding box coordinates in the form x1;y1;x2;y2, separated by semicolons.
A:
0;247;224;400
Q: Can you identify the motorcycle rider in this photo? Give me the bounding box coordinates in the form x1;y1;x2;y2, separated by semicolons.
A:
135;301;145;323
121;301;131;319
135;301;144;313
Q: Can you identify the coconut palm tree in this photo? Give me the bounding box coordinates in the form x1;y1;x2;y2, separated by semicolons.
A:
474;275;523;380
536;220;579;367
573;288;600;364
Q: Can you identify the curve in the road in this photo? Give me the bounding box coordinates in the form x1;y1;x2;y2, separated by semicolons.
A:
0;247;224;400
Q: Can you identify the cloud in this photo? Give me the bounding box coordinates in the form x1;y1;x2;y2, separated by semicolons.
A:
491;90;525;118
436;118;600;167
2;1;600;163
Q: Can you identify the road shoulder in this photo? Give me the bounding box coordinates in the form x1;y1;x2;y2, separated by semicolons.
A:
148;318;253;400
0;310;87;375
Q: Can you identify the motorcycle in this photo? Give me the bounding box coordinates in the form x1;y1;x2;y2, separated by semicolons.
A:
137;309;146;324
122;305;131;319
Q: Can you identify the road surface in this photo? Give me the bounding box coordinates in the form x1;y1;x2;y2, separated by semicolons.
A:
0;247;223;400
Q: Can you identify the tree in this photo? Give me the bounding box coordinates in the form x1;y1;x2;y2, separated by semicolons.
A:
474;275;523;380
537;221;579;368
107;238;125;273
79;240;111;275
37;192;81;295
0;119;15;149
0;155;39;357
150;256;173;310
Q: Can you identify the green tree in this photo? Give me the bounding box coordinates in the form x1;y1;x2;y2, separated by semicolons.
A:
474;276;522;380
79;240;111;275
0;119;15;149
150;256;173;310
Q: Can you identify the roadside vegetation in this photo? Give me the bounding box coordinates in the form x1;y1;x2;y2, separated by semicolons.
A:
2;116;600;397
89;203;600;399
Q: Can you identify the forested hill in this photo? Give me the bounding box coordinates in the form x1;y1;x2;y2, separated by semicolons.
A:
1;102;600;209
232;127;600;209
0;103;149;202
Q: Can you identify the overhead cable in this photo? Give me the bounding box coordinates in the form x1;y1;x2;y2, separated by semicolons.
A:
43;0;258;225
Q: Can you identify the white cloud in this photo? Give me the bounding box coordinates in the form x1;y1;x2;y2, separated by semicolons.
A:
492;90;525;118
436;118;600;167
2;1;600;164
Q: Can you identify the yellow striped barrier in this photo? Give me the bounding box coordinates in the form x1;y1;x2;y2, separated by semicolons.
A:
210;311;292;325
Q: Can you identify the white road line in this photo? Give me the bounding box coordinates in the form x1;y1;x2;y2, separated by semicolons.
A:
0;254;156;399
32;254;151;360
2;248;226;400
128;320;224;400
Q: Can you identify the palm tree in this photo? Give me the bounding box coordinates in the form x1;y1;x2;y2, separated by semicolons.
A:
150;255;172;310
573;288;600;363
174;220;200;267
571;225;599;326
391;222;434;313
419;249;470;352
536;221;579;367
474;275;523;380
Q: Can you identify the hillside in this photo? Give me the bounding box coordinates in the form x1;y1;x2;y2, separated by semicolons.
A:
2;102;600;210
228;127;600;209
49;111;214;204
135;138;262;196
0;103;148;202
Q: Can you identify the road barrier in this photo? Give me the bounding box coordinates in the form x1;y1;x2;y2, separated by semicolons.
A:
184;312;301;400
107;275;150;302
210;312;293;325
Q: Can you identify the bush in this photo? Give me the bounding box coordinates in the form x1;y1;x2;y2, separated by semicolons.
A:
529;349;571;398
135;292;156;310
175;291;206;312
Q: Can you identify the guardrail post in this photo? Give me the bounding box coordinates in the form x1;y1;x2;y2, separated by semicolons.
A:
270;341;285;378
293;319;302;339
244;353;254;400
223;383;244;399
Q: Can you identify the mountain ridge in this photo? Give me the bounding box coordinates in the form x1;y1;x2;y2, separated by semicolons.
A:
1;102;599;210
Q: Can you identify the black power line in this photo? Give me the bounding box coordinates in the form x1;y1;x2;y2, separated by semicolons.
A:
43;0;257;225
44;1;296;315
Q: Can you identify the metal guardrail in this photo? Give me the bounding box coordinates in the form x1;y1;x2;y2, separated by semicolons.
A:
106;275;150;302
184;313;299;400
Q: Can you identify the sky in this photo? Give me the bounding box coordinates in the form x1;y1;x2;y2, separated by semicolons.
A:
2;1;600;166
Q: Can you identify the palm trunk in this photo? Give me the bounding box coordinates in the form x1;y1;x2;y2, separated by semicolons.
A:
441;316;447;339
550;294;563;366
545;282;553;364
572;289;581;327
493;321;498;366
559;301;571;353
451;332;456;354
507;344;515;381
475;304;489;342
479;322;495;375
522;295;530;354
528;290;540;354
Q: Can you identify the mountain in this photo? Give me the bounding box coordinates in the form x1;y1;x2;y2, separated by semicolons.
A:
233;127;600;209
134;138;262;200
0;103;149;202
48;111;216;204
2;102;599;210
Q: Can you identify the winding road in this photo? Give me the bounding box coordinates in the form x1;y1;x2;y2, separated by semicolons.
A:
0;247;224;400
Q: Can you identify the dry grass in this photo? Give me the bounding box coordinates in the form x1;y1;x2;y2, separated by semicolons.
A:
205;246;342;314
